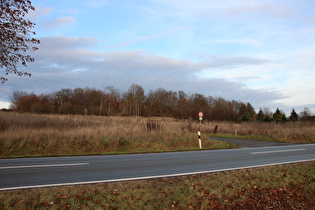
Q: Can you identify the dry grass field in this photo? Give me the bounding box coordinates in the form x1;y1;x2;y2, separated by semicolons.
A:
0;112;233;157
206;120;315;143
0;112;314;157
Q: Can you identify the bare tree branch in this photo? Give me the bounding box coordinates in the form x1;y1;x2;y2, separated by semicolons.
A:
0;0;39;83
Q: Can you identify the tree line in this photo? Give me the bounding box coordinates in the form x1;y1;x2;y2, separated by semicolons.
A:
8;83;313;122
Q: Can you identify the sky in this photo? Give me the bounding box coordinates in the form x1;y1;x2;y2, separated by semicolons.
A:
1;0;315;115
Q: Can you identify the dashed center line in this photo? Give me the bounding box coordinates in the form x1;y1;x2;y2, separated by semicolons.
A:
0;163;89;170
251;148;306;155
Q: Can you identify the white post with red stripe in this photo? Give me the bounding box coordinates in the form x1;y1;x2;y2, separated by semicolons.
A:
198;112;203;149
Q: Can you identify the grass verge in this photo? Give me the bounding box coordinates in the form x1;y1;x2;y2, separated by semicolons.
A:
1;141;236;159
208;133;274;142
0;161;314;209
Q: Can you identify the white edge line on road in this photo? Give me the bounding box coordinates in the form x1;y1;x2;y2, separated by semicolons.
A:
0;163;89;170
1;159;314;191
251;148;306;155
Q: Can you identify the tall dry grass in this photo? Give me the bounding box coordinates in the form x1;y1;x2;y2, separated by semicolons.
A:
204;121;315;143
0;112;314;157
0;112;233;157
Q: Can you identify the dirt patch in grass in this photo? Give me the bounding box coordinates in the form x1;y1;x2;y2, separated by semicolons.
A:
0;161;314;209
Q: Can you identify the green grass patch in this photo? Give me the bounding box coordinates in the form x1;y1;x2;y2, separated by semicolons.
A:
209;133;274;142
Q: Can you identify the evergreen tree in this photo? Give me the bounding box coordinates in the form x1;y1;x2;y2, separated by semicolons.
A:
273;108;287;122
257;108;264;122
289;108;298;122
246;102;256;121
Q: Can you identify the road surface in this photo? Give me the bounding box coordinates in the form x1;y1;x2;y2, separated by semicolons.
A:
1;143;314;191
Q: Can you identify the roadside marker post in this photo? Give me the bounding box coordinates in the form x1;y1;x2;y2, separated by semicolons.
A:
198;112;203;149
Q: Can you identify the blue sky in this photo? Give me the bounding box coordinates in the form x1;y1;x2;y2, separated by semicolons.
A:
1;0;315;115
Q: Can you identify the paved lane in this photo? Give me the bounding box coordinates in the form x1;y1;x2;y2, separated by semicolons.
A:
1;144;314;191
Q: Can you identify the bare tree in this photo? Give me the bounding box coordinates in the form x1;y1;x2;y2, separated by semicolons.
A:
105;86;120;116
300;107;311;121
126;84;145;116
1;0;40;83
10;90;27;109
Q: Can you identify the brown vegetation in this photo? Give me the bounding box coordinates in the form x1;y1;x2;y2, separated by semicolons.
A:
0;161;314;209
0;112;234;157
0;112;314;158
206;121;315;143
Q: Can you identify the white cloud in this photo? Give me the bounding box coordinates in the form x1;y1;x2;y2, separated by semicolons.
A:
202;55;270;68
0;102;10;109
39;36;98;49
41;16;76;29
226;3;298;18
27;7;54;20
104;27;192;50
147;0;300;20
105;32;168;49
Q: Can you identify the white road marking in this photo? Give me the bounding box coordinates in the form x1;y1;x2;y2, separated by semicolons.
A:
251;148;306;155
1;159;314;191
0;163;89;170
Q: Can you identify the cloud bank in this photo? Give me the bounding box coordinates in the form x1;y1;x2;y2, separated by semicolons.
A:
1;36;285;112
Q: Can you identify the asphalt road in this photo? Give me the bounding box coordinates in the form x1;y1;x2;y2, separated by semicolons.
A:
1;143;314;191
